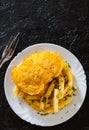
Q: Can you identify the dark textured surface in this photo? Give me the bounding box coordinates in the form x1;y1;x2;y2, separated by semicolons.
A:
0;0;89;129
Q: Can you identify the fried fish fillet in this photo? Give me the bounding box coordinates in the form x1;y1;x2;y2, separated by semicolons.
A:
12;52;63;95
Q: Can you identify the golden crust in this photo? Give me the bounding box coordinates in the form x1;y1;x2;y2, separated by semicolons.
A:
12;52;63;95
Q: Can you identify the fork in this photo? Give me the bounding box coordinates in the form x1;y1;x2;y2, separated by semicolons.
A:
0;32;20;68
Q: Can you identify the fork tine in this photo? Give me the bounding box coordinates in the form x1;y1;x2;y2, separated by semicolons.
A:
9;38;19;57
11;32;20;45
2;35;14;58
0;33;20;68
6;32;20;52
13;38;19;50
7;36;18;51
2;32;20;58
6;35;14;48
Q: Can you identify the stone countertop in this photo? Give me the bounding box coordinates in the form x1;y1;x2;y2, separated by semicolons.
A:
0;0;89;129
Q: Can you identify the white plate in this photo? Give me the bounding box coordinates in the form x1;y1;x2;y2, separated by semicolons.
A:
4;43;87;126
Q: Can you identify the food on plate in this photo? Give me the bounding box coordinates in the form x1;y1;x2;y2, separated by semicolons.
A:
12;51;76;113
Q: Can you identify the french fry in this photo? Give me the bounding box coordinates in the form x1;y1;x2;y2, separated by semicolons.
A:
64;70;74;95
53;89;59;112
45;81;55;98
31;104;41;111
13;86;19;96
40;97;45;110
59;74;64;99
58;97;72;109
44;107;54;113
32;100;40;107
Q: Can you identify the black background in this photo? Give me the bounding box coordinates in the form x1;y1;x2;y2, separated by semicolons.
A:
0;0;89;130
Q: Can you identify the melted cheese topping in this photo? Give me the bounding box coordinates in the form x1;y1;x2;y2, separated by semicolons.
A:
12;51;63;95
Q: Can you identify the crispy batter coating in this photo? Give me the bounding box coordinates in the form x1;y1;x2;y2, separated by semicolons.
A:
12;52;63;95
